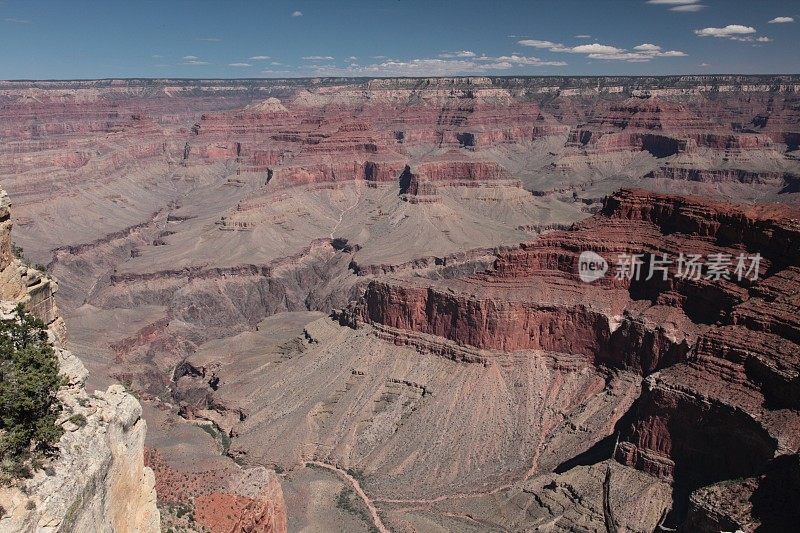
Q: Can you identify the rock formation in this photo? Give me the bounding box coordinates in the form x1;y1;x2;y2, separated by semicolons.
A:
354;188;800;529
0;188;160;532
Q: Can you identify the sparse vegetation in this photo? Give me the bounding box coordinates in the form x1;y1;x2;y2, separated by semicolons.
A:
198;421;231;455
68;414;87;428
120;377;139;399
346;466;366;483
336;487;379;533
159;500;196;533
10;243;48;273
0;305;63;484
10;243;24;260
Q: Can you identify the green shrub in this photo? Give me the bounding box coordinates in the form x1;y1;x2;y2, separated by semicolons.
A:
0;304;64;482
68;414;87;428
346;467;365;482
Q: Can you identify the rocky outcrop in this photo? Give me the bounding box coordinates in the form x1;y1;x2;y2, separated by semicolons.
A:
0;189;61;330
145;449;288;533
0;189;160;532
645;165;789;184
193;470;287;533
0;357;160;532
569;96;776;157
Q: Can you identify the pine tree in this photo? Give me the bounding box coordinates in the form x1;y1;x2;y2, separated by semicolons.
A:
0;304;63;481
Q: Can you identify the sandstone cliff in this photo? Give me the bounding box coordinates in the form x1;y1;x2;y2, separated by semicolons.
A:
0;188;160;532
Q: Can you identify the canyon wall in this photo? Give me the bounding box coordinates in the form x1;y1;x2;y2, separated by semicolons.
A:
0;188;161;532
356;188;800;529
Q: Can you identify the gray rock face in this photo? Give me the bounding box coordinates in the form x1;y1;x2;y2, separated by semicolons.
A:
0;351;159;532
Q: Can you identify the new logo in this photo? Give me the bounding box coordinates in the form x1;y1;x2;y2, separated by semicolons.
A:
578;251;608;283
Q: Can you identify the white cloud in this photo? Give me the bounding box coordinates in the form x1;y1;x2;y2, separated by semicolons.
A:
229;62;252;67
646;1;705;12
699;62;710;67
585;52;647;61
490;54;567;66
291;10;302;17
756;36;773;42
694;24;757;38
518;38;686;62
517;39;570;52
249;55;271;60
305;54;566;77
768;16;794;24
271;61;283;65
570;43;624;54
182;55;209;65
671;4;705;12
439;50;477;58
303;55;334;61
197;37;222;42
575;34;591;39
517;40;624;55
518;39;562;50
346;56;358;61
4;17;31;24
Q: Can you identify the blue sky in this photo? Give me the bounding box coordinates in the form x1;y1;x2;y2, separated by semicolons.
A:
1;0;798;79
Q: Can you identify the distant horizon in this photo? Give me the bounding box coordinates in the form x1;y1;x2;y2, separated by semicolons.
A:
4;73;800;83
2;0;798;79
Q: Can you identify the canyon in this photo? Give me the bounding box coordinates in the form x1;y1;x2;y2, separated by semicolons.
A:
0;188;160;532
1;75;799;531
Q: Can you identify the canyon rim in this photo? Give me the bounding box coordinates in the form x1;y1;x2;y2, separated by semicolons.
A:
1;1;800;532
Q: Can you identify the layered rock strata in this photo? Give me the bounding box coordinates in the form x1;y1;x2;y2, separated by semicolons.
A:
356;188;800;527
